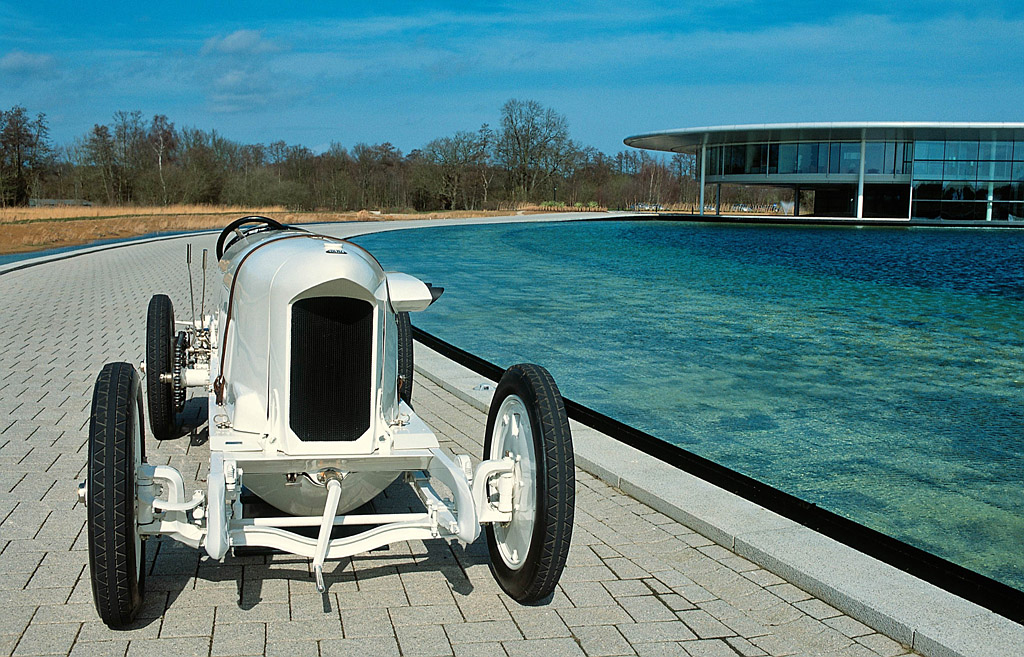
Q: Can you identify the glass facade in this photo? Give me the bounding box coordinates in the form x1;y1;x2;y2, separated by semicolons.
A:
705;140;913;178
911;140;1024;221
700;136;1024;221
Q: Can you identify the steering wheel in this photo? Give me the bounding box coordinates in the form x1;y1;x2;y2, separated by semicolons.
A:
216;216;288;260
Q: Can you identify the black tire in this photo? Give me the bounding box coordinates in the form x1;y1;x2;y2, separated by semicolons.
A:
396;311;414;408
484;363;574;603
87;362;147;628
146;294;176;440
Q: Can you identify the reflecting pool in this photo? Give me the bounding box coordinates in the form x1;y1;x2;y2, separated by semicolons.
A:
354;220;1024;590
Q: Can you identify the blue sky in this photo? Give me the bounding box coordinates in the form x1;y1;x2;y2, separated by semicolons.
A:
1;1;1022;154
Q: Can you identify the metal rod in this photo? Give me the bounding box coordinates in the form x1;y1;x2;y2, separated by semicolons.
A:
199;248;207;321
238;512;425;528
186;244;197;328
313;478;343;592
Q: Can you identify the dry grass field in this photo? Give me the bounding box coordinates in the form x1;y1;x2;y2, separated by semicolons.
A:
0;205;528;255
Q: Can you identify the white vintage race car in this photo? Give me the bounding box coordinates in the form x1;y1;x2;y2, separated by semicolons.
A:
79;217;575;628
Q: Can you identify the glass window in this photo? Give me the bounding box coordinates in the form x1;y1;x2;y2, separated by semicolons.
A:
796;143;821;173
943;160;977;180
941;201;984;221
977;161;1012;181
1016;142;1024;161
883;142;897;174
913;160;944;180
913;181;943;200
839;143;860;174
1011;203;1024;221
945;140;979;161
991;183;1014;201
747;143;768;175
723;145;746;175
768;144;779;174
818;143;829;173
942;182;977;201
1012;162;1024;181
864;142;886;174
705;146;721;176
980;141;1013;160
777;144;798;174
912;200;941;219
915;141;945;160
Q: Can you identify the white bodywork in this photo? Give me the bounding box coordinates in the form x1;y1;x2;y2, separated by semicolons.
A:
129;228;520;591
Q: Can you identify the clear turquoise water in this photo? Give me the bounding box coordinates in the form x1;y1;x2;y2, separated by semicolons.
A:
354;220;1024;591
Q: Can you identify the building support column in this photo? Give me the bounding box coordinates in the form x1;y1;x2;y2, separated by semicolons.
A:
856;134;866;219
699;142;707;216
716;183;721;215
986;159;995;221
794;187;801;216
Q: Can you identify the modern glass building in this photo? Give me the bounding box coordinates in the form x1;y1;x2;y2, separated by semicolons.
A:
624;123;1024;222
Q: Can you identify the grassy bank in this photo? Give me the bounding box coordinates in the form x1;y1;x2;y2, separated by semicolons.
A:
0;206;537;254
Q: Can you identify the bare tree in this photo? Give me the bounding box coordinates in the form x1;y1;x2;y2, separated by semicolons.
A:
148;115;177;205
0;106;53;206
496;99;578;202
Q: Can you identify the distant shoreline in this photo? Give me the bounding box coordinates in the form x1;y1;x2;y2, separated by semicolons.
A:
0;206;584;256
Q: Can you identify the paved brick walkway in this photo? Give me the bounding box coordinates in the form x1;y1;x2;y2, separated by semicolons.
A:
0;233;920;656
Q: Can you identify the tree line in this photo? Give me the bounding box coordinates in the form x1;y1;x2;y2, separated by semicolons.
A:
1;99;707;212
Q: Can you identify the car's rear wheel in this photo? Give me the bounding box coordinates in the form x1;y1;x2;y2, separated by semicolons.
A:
146;294;177;440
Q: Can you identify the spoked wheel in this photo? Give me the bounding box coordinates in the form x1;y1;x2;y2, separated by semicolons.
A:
87;362;147;628
146;294;177;440
484;364;575;603
396;311;414;408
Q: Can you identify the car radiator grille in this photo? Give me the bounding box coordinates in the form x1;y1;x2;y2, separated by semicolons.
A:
290;296;373;442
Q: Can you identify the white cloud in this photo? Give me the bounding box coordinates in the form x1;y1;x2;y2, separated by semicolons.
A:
201;29;280;56
0;50;57;77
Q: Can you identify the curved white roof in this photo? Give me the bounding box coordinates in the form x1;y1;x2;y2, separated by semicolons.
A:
624;122;1024;153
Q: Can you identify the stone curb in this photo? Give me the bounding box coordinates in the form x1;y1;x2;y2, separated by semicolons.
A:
413;340;1024;657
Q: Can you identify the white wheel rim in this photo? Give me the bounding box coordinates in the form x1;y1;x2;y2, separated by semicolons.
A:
490;394;537;570
131;400;143;579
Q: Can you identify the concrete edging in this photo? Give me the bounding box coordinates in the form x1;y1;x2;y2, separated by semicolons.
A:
412;340;1024;657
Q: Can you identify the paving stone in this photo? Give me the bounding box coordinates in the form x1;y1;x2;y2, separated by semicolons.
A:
618;595;677;623
264;640;319;657
676;610;734;639
12;622;79;656
444;620;521;644
561;582;616;608
557;606;633;628
792;598;841;620
502;638;585;657
389;604;462;626
211;622;265;656
68;640;131;657
855;632;912;657
680;639;738;657
724;636;767;657
825;615;875;639
632;642;688;657
341;607;394;638
125;636;211;657
616;621;697;644
572;625;634;656
319;636;400;656
507;607;571;639
159;606;216;638
395;624;452;657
